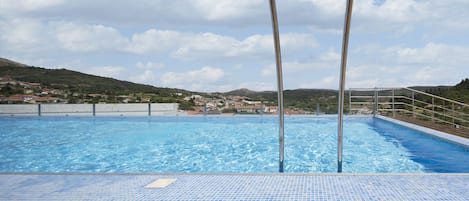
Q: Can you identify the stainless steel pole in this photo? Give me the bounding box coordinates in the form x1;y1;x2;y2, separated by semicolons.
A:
269;0;285;173
337;0;354;173
348;90;352;114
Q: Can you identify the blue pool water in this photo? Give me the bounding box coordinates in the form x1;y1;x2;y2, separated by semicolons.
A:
0;116;468;173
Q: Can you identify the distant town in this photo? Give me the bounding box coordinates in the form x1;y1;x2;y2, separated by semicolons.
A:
0;76;314;115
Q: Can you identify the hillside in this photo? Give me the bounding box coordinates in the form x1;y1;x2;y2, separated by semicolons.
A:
1;57;467;112
0;59;189;96
438;79;469;103
225;88;339;113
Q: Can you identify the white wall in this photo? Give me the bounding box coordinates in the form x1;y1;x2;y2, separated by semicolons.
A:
0;103;179;116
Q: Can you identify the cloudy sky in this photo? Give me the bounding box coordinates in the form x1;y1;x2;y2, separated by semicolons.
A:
1;0;468;92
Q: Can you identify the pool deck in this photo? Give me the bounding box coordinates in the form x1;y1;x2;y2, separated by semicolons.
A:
1;173;468;200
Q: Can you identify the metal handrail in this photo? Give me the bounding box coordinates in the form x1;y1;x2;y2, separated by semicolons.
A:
399;102;469;123
269;0;285;173
349;87;469;130
404;87;469;107
337;0;354;173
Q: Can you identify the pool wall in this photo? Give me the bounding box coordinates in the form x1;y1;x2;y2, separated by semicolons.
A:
0;103;179;116
376;115;469;147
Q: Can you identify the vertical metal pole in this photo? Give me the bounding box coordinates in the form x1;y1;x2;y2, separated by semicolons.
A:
260;103;264;115
337;0;354;173
452;103;455;125
148;103;151;116
316;103;320;115
375;90;379;116
348;90;352;114
442;100;445;122
432;97;435;122
392;89;395;117
373;89;378;116
412;91;415;118
38;104;41;116
269;0;285;173
93;103;96;116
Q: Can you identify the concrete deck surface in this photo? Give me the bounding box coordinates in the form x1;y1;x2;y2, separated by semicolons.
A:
1;173;468;200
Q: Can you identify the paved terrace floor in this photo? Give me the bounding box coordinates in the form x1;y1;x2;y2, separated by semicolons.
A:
1;173;468;200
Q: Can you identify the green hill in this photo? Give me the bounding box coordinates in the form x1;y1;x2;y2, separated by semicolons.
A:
225;88;339;113
441;79;469;103
0;59;189;96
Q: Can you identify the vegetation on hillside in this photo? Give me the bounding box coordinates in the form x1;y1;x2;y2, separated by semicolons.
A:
0;65;189;96
225;88;340;113
424;79;469;103
0;59;194;105
1;57;467;113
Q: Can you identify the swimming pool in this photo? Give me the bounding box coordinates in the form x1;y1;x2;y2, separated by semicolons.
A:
0;116;468;173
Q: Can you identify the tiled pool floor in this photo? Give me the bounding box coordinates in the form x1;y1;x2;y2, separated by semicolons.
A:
1;173;468;200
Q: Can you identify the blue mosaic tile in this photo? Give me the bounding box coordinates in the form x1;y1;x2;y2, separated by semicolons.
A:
0;173;468;200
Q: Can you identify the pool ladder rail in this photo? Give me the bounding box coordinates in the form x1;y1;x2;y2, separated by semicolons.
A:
268;0;354;173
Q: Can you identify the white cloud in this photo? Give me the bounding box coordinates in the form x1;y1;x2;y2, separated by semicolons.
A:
85;66;127;79
130;69;155;84
54;22;127;52
193;0;264;21
319;49;340;62
347;42;469;87
126;29;182;54
261;58;337;77
0;0;64;13
384;43;469;66
0;18;51;51
174;32;318;60
261;64;275;76
238;82;275;91
299;76;337;89
2;0;469;33
160;66;225;91
346;63;463;88
1;0;468;92
136;61;164;69
172;32;240;59
127;30;318;60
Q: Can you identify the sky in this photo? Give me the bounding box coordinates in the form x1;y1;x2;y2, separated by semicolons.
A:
0;0;468;92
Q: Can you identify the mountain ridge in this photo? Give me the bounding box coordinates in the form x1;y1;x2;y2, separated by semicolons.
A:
1;58;467;104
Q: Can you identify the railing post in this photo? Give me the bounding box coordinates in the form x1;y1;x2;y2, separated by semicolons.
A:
148;103;151;116
260;103;264;115
432;97;435;122
392;88;395;117
316;103;320;115
337;0;354;173
452;103;455;126
348;89;352;114
442;100;445;121
373;89;378;116
38;104;41;116
93;103;96;116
